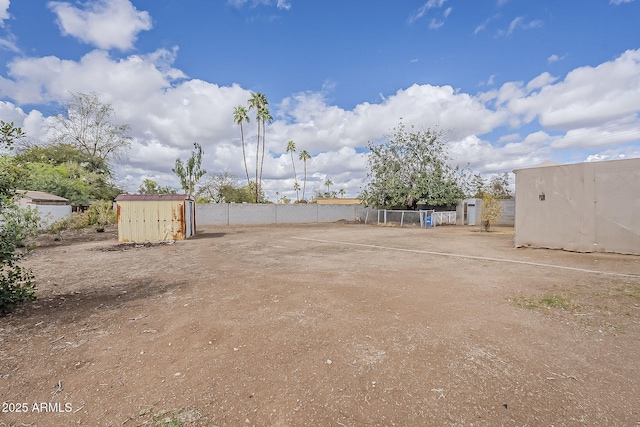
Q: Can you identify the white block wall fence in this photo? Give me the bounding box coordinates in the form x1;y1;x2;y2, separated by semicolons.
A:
195;203;377;226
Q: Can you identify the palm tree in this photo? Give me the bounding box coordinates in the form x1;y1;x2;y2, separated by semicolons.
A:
339;188;346;198
258;106;272;203
299;150;311;201
324;178;333;197
293;181;301;202
233;105;251;186
286;140;298;201
248;92;268;202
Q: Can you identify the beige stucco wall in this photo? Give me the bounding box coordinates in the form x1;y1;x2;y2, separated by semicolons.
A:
514;158;640;255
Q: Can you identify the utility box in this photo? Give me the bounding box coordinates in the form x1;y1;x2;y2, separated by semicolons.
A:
115;194;196;242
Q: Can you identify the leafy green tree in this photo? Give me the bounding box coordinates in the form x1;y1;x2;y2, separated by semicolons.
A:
221;184;255;203
13;143;121;204
172;142;206;196
0;121;36;316
50;92;132;168
138;179;176;195
233;105;251;186
298;150;311;201
16;161;119;205
15;143;109;175
360;122;466;209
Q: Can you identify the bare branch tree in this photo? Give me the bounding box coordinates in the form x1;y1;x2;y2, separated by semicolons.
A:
50;92;132;167
197;171;238;203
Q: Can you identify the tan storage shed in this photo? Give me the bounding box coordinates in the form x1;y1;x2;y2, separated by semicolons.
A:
514;158;640;255
115;194;196;242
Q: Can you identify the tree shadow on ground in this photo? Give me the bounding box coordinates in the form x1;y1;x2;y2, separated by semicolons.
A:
6;278;188;324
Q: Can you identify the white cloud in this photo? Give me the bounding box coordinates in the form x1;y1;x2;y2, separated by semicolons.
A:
408;0;448;24
0;0;19;52
228;0;292;10
277;84;503;153
0;32;19;52
47;0;152;51
0;100;24;123
478;74;496;87
610;0;635;4
276;0;292;10
429;19;445;29
0;48;185;105
585;145;640;163
548;54;567;64
510;17;543;35
506;49;640;130
0;0;10;26
526;72;557;92
1;35;639;197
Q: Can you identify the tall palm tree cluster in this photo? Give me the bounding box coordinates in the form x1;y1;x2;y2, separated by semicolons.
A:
286;140;313;202
234;93;313;203
233;92;272;203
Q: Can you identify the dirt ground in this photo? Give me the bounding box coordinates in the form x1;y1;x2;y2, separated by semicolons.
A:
1;223;640;426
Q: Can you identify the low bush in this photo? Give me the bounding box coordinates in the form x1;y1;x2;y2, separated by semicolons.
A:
0;263;36;316
49;200;116;236
0;207;40;316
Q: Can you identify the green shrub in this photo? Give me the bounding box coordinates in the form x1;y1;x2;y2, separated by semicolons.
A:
0;263;36;316
86;200;116;230
48;200;115;236
1;205;43;248
0;207;39;316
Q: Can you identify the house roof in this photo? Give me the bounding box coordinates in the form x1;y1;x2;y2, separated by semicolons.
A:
17;190;69;203
115;194;193;202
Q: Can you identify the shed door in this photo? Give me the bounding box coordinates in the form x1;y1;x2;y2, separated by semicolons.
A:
467;204;476;225
185;200;195;238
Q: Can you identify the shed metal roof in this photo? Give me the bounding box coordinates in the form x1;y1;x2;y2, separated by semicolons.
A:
115;194;193;201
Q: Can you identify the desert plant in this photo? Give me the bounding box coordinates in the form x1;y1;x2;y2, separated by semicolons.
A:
48;201;115;237
86;200;116;231
481;192;502;231
48;216;71;239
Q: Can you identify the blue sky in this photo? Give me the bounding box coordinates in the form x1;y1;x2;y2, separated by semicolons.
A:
0;0;639;200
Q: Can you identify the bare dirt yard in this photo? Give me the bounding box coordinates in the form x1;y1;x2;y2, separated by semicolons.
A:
2;223;640;426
